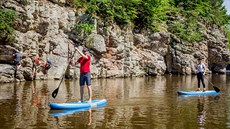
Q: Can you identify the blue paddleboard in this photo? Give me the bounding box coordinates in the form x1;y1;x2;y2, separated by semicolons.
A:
50;107;90;117
50;106;107;117
177;90;220;96
50;99;107;110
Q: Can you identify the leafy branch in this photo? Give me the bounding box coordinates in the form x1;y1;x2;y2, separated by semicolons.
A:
0;8;17;43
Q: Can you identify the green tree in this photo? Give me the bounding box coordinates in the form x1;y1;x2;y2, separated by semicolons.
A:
227;23;230;49
71;0;230;42
0;8;17;43
168;0;230;42
172;0;230;26
134;0;170;31
85;0;140;25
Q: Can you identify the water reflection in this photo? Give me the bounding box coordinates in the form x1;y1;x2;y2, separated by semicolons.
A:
197;96;207;128
11;81;50;129
0;75;229;128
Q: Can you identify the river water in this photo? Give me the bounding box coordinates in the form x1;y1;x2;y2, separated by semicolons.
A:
0;74;230;129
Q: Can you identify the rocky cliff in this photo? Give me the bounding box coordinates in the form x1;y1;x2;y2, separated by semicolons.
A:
0;0;229;83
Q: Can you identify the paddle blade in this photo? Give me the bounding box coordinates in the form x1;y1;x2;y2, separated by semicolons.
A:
52;88;59;98
213;86;220;93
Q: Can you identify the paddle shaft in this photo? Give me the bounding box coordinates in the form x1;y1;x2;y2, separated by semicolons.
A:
56;73;65;89
52;48;77;98
60;49;77;82
204;76;214;85
203;75;220;92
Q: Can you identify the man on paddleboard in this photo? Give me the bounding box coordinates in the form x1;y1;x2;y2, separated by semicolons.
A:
195;58;206;92
71;47;92;103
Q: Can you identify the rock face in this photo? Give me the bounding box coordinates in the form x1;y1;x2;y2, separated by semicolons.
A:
1;0;76;82
207;27;230;73
0;0;229;83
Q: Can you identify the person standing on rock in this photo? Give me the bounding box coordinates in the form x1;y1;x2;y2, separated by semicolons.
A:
70;47;92;103
40;57;52;80
32;53;43;80
13;49;22;78
195;58;206;91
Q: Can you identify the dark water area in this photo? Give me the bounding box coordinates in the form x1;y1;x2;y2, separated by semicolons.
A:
0;74;230;129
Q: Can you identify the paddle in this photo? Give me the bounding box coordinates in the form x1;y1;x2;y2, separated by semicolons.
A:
204;76;220;93
52;48;77;98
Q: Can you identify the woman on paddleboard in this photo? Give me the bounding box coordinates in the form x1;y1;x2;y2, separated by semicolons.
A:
195;58;206;91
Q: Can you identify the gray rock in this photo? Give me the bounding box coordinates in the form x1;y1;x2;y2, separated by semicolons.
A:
86;34;106;54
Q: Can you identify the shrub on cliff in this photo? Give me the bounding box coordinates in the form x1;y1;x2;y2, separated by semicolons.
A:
227;23;230;49
73;0;229;42
74;0;169;30
228;32;230;49
85;0;140;25
0;8;16;43
134;0;169;31
168;0;230;42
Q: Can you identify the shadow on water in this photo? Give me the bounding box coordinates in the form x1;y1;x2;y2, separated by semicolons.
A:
0;74;230;128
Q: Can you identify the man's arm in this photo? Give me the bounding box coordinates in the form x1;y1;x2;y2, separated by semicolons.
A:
69;59;75;66
69;58;80;66
75;47;88;59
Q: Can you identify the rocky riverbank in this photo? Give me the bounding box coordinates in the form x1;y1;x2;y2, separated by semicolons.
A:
0;0;229;83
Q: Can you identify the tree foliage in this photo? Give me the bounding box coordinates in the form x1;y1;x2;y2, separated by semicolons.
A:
0;8;16;43
168;0;230;42
134;0;170;31
172;0;230;27
0;0;228;45
86;0;140;24
73;0;229;42
227;23;230;49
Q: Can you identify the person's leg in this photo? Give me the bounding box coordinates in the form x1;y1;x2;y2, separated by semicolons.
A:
14;63;19;78
86;72;92;102
32;65;36;79
17;63;21;69
79;73;85;102
201;74;206;91
197;74;201;91
32;68;35;76
14;65;17;78
40;67;45;79
80;86;84;102
87;85;92;103
45;69;48;79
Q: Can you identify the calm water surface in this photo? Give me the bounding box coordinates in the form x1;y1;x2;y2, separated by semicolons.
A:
0;74;230;129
